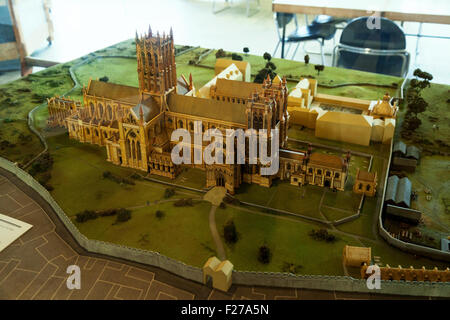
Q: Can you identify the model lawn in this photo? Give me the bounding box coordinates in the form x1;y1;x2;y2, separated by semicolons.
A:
1;40;448;275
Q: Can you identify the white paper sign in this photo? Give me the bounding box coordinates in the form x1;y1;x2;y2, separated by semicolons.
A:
0;213;33;252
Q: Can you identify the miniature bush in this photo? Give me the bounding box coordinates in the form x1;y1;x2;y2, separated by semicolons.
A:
164;188;176;198
174;198;193;207
103;171;112;179
29;152;53;176
130;173;141;180
98;209;117;217
99;76;109;82
102;171;135;185
155;210;165;219
215;49;227;58
258;244;271;264
231;53;243;61
116;208;132;223
75;210;98;223
223;220;238;244
309;229;336;242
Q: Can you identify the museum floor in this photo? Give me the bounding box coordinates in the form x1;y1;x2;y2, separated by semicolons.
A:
1;0;450;85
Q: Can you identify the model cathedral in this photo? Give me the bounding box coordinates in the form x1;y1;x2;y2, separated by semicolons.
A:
47;27;349;194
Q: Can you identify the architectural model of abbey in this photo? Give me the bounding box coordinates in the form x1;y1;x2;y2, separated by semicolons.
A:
46;27;397;195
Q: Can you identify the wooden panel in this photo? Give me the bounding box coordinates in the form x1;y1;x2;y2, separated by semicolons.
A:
0;41;18;61
273;0;450;24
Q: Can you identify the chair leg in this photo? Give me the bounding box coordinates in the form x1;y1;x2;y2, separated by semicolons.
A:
292;42;301;60
273;40;280;57
285;43;292;58
319;39;325;65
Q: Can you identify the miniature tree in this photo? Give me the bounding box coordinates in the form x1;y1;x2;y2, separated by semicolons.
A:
99;76;109;82
254;52;277;83
231;53;243;61
223;220;238;244
408;96;428;116
116;208;131;222
155;210;165;219
263;52;272;61
215;49;227;59
314;64;325;75
304;54;310;65
243;47;249;55
258;244;271;264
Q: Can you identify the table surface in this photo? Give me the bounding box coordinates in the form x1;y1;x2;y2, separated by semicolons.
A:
272;0;450;24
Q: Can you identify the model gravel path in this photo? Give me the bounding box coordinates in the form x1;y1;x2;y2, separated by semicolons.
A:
209;205;226;260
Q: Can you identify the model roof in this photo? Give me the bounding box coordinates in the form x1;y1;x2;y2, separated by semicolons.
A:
406;145;420;160
167;93;247;125
130;96;159;122
86;80;140;105
214;78;262;100
317;111;372;127
385;175;412;208
309;153;344;170
393;141;407;155
356;169;376;182
280;149;305;161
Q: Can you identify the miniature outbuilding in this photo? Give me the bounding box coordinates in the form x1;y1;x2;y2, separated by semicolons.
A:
353;168;377;197
202;256;233;292
215;58;251;82
385;175;412;208
343;245;372;267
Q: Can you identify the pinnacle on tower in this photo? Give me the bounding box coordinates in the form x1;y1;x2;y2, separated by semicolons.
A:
139;105;144;121
148;25;152;37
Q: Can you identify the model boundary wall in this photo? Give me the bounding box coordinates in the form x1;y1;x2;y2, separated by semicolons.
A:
376;142;450;262
1;157;449;297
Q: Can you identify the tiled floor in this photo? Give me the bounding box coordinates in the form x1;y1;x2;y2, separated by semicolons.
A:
1;0;450;85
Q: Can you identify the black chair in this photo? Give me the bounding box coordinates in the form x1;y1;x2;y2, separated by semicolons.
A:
332;17;410;77
273;13;337;64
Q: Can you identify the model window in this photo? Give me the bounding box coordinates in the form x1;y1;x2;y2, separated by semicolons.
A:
308;168;313;174
287;163;291;170
86;128;90;135
317;169;322;175
358;183;363;190
178;120;183;128
98;103;103;116
326;171;331;177
366;185;371;191
107;105;112;119
335;172;340;178
104;132;108;138
89;103;95;115
189;122;194;131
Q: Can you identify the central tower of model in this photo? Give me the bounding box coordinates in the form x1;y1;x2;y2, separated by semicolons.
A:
135;26;177;95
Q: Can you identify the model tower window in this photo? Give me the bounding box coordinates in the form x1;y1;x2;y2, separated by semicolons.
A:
136;27;177;95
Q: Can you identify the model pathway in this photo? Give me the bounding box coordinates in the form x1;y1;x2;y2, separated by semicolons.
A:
209;205;226;260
